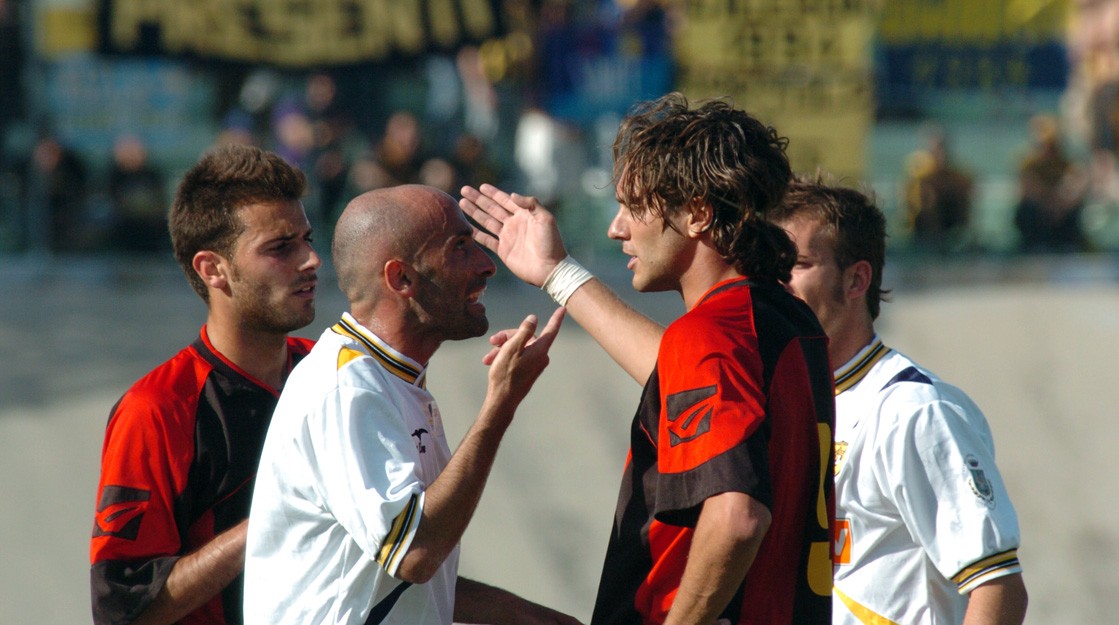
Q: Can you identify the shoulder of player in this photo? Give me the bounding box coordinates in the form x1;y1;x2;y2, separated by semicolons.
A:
111;344;210;422
303;331;419;396
869;360;991;438
662;306;750;356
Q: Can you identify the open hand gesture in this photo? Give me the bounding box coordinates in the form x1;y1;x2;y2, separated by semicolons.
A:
460;184;568;287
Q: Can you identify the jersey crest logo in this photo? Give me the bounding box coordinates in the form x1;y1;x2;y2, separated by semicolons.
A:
834;441;848;475
92;485;150;541
666;385;716;446
412;428;429;453
966;455;995;505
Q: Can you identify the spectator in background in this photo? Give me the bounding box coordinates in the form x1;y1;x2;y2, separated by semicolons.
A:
108;135;167;253
903;128;974;252
451;133;501;189
216;109;258;147
25;132;89;252
304;72;363;230
269;98;315;170
1015;114;1090;253
344;110;428;200
418;157;458;194
372;110;426;187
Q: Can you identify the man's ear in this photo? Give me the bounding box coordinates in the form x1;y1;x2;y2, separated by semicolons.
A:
384;259;414;296
845;260;872;302
193;251;229;292
686;198;713;237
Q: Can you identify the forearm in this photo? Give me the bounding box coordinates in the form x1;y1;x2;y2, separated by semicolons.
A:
454;577;518;623
132;520;247;625
399;311;560;583
563;278;663;384
963;574;1028;625
398;409;509;582
664;493;770;625
455;577;583;625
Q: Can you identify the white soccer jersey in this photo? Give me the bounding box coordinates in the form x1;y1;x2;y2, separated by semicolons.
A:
245;313;457;625
831;337;1022;625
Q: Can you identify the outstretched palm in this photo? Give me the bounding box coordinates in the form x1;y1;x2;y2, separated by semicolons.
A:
460;184;568;287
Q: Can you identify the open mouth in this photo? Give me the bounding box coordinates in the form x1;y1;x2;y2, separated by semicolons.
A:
467;287;485;303
295;280;317;297
466;284;487;307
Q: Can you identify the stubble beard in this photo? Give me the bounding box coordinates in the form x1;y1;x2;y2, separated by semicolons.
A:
233;276;315;335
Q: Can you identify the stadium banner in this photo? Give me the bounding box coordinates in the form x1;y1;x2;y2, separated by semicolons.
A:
674;0;878;181
96;0;509;67
878;0;1069;94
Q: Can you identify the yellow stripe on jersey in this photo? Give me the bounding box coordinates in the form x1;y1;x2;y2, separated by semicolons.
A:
834;584;902;625
834;338;889;395
336;346;366;370
952;549;1022;594
331;317;424;387
377;493;420;574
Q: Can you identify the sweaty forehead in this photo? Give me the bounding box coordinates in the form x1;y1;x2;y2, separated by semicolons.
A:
410;192;469;249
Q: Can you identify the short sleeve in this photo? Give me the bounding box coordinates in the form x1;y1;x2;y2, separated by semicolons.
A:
653;326;770;523
877;392;1022;592
309;384;425;576
90;392;191;624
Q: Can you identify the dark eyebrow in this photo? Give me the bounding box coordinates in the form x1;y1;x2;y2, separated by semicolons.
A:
266;227;312;246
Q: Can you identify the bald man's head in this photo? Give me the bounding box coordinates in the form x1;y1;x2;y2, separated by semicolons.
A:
332;185;457;305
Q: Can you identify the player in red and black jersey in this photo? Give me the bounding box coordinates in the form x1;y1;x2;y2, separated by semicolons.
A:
593;278;832;625
90;144;321;625
462;92;834;624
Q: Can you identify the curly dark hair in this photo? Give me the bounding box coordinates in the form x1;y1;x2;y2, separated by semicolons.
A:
169;144;306;301
612;92;796;282
770;173;890;319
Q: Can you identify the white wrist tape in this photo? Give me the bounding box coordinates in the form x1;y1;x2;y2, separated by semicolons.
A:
541;256;594;306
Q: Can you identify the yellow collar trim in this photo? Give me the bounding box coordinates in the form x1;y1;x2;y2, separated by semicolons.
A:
834;337;888;395
331;313;426;387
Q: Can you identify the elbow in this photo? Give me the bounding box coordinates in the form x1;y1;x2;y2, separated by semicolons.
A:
705;491;772;548
393;548;444;584
729;497;771;545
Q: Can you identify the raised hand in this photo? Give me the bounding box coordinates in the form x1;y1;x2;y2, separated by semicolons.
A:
481;306;564;367
483;307;566;417
460;184;569;287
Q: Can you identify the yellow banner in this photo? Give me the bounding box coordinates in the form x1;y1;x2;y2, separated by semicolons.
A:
675;0;879;181
40;8;98;56
99;0;503;67
879;0;1068;44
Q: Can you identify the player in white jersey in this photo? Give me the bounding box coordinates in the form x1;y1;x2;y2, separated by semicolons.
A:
244;185;578;625
770;177;1028;625
246;313;458;624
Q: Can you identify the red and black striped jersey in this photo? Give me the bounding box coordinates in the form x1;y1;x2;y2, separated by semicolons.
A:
591;278;835;625
90;327;313;625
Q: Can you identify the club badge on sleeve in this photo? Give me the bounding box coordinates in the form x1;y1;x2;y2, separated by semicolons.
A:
966;454;995;506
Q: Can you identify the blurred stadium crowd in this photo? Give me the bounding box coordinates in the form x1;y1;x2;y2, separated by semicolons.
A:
2;0;1119;259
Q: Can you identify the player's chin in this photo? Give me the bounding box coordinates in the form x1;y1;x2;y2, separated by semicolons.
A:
277;301;317;333
463;308;490;338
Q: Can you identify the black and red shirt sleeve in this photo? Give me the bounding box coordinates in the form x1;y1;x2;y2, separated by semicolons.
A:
90;344;208;624
651;302;772;525
89;331;313;625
